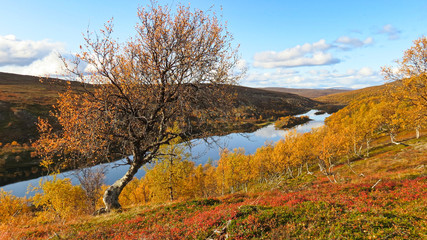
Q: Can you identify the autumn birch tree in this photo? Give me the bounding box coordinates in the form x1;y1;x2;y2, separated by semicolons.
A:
35;3;240;211
382;36;427;137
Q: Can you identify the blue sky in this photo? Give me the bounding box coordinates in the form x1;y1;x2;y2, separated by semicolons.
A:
1;0;426;89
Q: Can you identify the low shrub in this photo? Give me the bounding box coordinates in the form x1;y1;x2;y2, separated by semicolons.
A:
31;176;88;221
0;189;30;223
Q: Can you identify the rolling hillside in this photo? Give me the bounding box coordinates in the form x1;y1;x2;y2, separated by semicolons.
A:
262;87;350;99
314;84;388;105
0;72;68;144
0;72;318;145
232;85;318;119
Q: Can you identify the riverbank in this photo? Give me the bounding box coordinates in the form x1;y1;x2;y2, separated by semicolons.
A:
0;103;320;188
1;110;329;197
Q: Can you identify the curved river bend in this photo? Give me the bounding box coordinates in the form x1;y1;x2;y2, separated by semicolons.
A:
2;110;329;197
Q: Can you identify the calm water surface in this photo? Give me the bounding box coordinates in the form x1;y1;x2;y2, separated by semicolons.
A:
2;110;329;197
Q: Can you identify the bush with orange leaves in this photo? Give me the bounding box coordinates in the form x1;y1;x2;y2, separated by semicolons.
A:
0;189;30;223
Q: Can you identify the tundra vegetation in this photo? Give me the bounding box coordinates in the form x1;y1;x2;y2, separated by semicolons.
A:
274;115;310;129
0;6;426;240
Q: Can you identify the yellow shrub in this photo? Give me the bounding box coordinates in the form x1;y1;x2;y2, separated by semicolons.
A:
31;176;88;221
93;184;108;210
119;178;150;207
0;189;30;223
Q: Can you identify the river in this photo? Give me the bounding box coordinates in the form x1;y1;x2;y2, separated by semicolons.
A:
1;110;329;197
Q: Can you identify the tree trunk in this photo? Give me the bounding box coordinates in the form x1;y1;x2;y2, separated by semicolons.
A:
169;186;174;201
306;162;313;175
287;166;294;178
221;169;225;196
103;159;143;212
365;138;371;157
169;156;174;201
390;132;400;145
416;126;420;139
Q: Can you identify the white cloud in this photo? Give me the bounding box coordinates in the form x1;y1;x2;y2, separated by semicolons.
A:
358;67;374;76
242;67;382;89
234;59;249;76
0;35;65;66
253;39;340;68
83;62;97;73
0;35;68;76
377;24;401;40
0;51;67;76
253;36;374;69
334;36;374;49
236;59;247;70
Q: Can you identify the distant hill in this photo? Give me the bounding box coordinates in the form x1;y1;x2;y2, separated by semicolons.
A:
232;85;318;119
0;72;89;144
262;87;350;99
314;84;387;105
0;72;318;145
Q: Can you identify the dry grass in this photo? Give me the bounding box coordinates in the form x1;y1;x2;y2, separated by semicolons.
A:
314;84;387;105
263;87;350;99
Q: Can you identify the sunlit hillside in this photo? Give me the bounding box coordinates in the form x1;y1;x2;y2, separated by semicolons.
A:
263;87;350;99
314;84;388;105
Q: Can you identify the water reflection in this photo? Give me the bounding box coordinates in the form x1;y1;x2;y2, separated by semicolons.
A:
189;109;328;164
254;124;286;138
2;110;329;197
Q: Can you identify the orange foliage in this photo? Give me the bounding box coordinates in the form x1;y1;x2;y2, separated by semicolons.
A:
382;36;427;109
0;189;30;223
